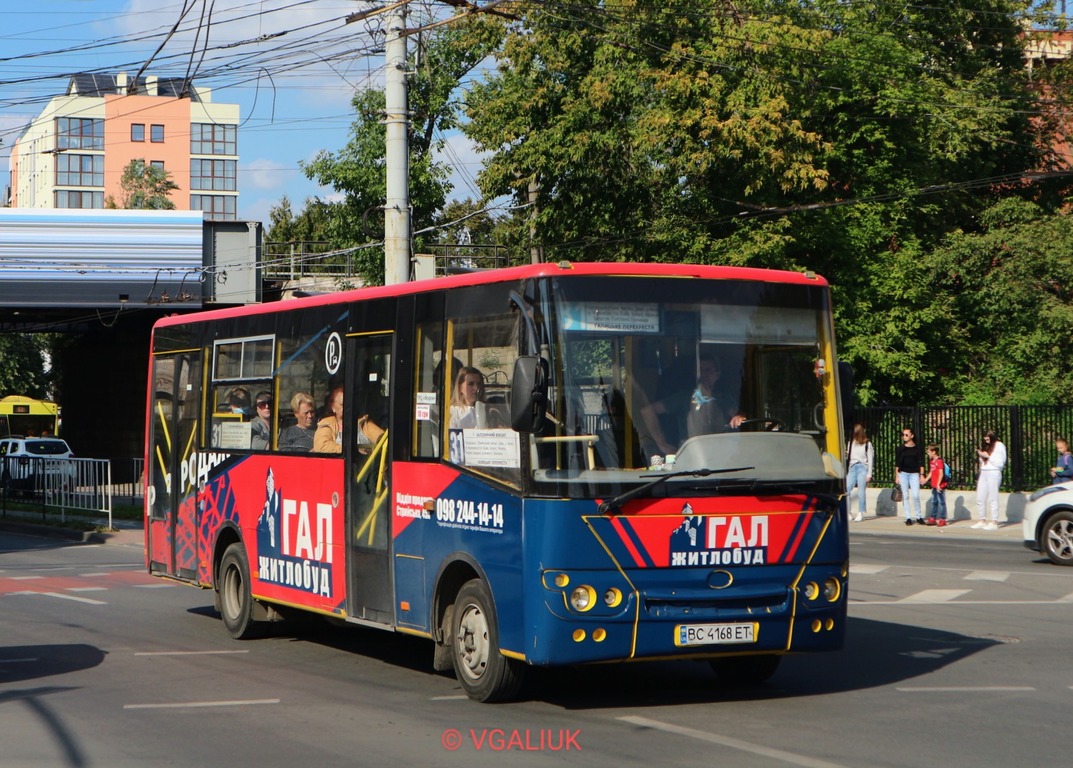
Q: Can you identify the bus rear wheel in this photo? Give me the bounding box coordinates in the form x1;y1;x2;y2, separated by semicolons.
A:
450;578;524;702
218;543;267;640
709;654;781;686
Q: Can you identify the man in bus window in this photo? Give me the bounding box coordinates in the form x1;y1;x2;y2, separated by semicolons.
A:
278;392;316;451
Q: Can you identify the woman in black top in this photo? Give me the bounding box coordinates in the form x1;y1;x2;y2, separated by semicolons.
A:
894;427;926;525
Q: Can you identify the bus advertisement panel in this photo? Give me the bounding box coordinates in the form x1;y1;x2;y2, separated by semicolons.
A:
145;262;848;702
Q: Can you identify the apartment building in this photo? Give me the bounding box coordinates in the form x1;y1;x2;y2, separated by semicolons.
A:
8;72;239;220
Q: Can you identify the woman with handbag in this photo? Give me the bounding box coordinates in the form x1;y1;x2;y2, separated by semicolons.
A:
895;427;926;526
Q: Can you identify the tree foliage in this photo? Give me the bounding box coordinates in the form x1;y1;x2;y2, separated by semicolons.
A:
294;19;505;286
106;159;179;210
459;0;1072;404
0;334;52;399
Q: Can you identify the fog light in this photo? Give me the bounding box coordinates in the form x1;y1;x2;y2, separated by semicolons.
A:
811;619;822;633
603;587;622;607
592;628;607;642
554;573;570;588
572;629;586;642
804;582;820;601
570;585;596;612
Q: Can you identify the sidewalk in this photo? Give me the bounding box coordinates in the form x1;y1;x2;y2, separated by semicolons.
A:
847;487;1025;542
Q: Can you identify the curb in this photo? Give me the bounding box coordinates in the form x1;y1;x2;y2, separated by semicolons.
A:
0;518;112;543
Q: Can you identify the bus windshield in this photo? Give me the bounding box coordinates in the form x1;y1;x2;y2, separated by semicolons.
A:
516;275;840;498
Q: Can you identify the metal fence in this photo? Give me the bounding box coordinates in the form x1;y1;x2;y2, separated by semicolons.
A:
1;456;116;528
850;406;1073;492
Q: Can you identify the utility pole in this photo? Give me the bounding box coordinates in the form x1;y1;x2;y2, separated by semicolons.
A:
383;3;411;285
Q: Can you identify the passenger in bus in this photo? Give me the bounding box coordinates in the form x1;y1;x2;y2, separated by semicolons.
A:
449;366;488;429
225;387;252;416
314;388;344;454
278;392;316;451
639;352;744;457
251;392;273;450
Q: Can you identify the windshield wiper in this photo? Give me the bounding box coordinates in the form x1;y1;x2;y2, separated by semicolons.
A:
598;466;754;515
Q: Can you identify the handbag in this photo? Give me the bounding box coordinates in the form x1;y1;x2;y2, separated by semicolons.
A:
891;485;903;503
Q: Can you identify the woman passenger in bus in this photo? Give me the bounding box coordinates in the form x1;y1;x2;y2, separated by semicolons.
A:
449;366;487;429
278;392;316;451
251;392;273;450
314;388;344;454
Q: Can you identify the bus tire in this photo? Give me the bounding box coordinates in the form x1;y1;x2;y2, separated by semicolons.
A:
450;578;524;702
709;654;781;686
218;543;266;640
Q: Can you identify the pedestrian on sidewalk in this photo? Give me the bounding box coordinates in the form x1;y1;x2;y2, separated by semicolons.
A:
845;423;873;522
895;427;926;526
972;430;1006;530
1048;438;1073;484
923;444;948;527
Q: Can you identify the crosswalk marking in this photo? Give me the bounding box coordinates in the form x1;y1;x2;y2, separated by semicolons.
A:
849;564;889;575
965;571;1009;582
897;589;971;603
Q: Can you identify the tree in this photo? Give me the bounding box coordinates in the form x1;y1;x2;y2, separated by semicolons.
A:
0;334;51;399
460;0;1069;404
293;17;504;285
106;159;179;210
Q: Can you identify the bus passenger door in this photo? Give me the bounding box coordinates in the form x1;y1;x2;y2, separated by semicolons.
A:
347;333;394;624
147;353;201;580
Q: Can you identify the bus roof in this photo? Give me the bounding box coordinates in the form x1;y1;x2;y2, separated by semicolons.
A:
152;261;829;329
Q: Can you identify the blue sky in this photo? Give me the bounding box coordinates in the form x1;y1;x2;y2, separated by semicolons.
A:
0;0;486;227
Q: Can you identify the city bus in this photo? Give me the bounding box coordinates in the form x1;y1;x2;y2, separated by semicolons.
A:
0;395;60;437
144;261;850;702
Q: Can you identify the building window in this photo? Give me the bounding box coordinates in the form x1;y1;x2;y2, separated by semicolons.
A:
150;160;165;171
191;194;237;221
56;154;104;186
131;124;145;142
191;123;237;155
56;117;103;150
150;124;164;143
191;159;236;191
55;190;104;209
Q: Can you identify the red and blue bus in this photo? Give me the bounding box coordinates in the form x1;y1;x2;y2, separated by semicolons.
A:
145;261;849;701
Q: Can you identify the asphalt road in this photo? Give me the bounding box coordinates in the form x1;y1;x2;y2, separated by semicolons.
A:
1;526;1069;767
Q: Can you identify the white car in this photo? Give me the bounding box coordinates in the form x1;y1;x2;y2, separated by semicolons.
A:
0;436;75;492
1023;482;1073;565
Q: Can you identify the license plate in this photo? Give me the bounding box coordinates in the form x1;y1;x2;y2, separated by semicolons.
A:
675;622;757;647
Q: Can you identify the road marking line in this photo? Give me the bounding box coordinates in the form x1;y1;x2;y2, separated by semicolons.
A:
964;571;1009;582
11;576;43;580
67;587;107;592
896;590;970;603
134;650;250;656
853;599;1073;606
617;716;849;768
430;695;469;701
133;583;177;589
896;686;1035;692
1061;592;1073;603
124;698;280;710
40;591;107;605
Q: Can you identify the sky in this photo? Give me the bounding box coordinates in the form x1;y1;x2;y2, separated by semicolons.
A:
0;0;488;227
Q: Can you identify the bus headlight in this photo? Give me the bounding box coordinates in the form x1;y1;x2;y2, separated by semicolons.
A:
823;577;842;602
603;587;623;608
569;585;596;612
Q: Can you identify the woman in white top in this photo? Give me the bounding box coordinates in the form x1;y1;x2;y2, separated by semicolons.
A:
845;424;873;522
973;430;1006;530
449;366;487;429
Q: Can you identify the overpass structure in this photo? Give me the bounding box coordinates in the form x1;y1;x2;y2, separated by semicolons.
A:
0;208;261;332
0;208;263;464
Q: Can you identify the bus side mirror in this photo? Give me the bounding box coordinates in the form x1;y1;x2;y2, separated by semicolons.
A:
510;356;549;433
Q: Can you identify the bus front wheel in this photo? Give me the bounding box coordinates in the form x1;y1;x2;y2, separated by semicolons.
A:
450;578;524;702
218;543;266;640
709;654;781;686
